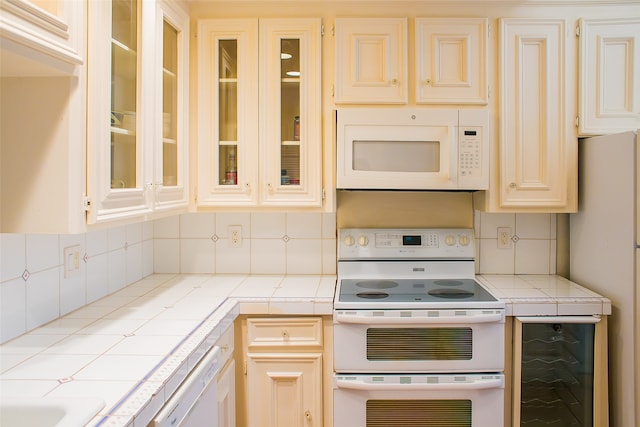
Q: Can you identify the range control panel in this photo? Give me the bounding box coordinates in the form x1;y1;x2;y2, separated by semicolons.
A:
338;228;475;260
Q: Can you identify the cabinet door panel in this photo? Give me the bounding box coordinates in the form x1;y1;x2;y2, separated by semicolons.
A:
499;18;575;210
259;18;322;206
335;18;407;104
579;18;640;135
197;19;259;206
416;18;488;104
154;0;189;212
87;0;150;223
247;353;323;427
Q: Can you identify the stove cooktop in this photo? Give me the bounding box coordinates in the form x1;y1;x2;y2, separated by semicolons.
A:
338;278;498;304
334;228;504;310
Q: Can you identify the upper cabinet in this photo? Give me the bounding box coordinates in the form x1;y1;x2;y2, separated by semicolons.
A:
334;17;407;104
1;0;86;234
197;18;322;208
415;18;488;105
476;18;577;213
86;0;189;224
0;0;84;75
578;18;640;136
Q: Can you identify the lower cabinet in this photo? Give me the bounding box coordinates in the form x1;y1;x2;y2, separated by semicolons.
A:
247;353;322;426
235;316;332;427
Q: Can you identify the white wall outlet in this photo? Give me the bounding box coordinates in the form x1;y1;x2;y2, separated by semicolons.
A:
64;245;81;278
229;225;242;247
497;227;513;249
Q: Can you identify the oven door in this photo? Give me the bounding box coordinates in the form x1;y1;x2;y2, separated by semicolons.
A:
333;309;505;373
333;373;504;427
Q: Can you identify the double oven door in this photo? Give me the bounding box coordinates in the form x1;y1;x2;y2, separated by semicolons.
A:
334;373;504;427
333;308;505;427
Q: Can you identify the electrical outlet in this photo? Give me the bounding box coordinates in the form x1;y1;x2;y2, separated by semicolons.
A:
497;227;513;249
229;225;242;247
64;245;81;278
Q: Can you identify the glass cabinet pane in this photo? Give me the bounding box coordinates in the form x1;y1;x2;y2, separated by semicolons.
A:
219;39;238;185
110;0;137;189
162;19;178;186
280;38;300;186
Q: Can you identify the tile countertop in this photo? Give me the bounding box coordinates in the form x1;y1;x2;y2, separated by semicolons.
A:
0;273;609;427
478;274;612;316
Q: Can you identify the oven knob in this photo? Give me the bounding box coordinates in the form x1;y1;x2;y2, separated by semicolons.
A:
344;235;355;246
358;236;369;246
459;234;471;246
445;235;456;246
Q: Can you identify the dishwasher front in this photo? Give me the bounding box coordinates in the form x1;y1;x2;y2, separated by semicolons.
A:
152;346;221;427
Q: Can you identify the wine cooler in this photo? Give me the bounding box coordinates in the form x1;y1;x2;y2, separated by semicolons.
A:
513;316;609;427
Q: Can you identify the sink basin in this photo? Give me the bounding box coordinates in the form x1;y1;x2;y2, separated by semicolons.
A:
0;397;105;427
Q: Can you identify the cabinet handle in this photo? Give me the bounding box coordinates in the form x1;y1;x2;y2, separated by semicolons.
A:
244;182;250;192
281;329;289;339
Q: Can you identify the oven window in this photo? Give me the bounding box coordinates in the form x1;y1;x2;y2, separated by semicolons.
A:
367;328;472;360
367;400;471;427
352;140;440;172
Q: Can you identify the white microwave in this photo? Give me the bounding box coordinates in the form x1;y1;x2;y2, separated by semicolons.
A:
336;108;489;190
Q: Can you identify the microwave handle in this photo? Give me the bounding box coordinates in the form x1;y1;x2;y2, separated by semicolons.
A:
335;312;503;325
335;378;503;391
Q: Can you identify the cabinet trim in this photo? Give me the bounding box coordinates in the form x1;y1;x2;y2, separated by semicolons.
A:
0;0;83;69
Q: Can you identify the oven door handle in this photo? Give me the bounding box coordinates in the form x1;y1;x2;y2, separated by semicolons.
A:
335;378;504;391
335;312;503;324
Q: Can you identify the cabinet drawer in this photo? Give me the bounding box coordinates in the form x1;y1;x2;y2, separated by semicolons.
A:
247;317;323;348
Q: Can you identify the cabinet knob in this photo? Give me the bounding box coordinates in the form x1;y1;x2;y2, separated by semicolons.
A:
391;78;398;85
509;182;517;189
305;410;312;420
282;329;289;339
425;79;431;85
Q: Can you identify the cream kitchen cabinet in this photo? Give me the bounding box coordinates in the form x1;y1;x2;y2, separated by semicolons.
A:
0;0;84;75
0;0;86;233
415;17;488;105
578;17;640;136
476;18;577;213
197;18;322;208
86;0;189;225
334;17;407;104
236;316;324;427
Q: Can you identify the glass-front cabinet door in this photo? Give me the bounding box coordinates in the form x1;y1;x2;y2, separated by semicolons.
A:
154;0;189;212
197;18;322;207
197;19;260;206
87;0;188;224
260;18;322;206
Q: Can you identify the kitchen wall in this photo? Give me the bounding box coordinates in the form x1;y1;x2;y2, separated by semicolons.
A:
0;209;559;344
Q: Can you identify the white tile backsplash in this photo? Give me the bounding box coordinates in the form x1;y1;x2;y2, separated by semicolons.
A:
0;224;155;344
475;211;558;275
1;209;555;344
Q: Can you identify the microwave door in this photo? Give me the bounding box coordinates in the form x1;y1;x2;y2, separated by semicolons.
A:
340;124;457;189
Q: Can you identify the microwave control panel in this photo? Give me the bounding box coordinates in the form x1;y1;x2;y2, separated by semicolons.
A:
459;127;482;175
457;109;489;189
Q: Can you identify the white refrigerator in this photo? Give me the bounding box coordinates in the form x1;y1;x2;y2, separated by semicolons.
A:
569;130;639;427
